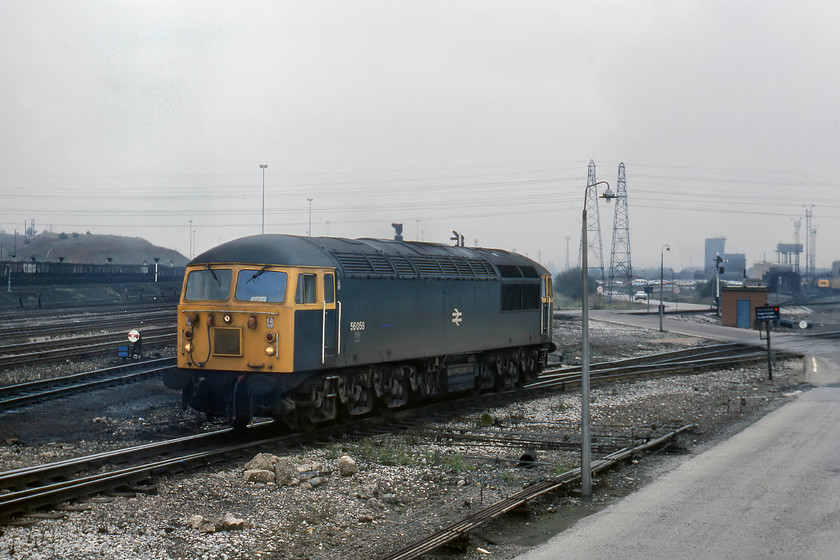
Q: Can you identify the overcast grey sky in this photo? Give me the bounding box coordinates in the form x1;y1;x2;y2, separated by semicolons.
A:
1;0;838;272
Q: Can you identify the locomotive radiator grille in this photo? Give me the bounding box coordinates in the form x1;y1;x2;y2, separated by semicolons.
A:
213;327;242;356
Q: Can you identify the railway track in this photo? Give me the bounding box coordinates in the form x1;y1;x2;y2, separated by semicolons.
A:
0;343;789;524
0;357;176;411
0;326;176;369
376;424;695;560
533;342;781;391
0;427;256;521
0;309;175;343
0;342;771;413
0;302;175;320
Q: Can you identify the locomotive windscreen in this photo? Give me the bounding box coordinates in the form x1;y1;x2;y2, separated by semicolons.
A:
184;268;232;301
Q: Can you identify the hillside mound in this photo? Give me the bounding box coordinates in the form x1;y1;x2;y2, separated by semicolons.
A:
0;231;187;265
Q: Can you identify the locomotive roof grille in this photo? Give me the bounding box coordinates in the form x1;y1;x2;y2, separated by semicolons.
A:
332;251;497;280
438;257;459;276
390;255;418;276
411;256;443;276
368;255;397;275
333;253;375;275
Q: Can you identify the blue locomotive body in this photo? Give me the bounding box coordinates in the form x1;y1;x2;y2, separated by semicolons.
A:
167;234;554;425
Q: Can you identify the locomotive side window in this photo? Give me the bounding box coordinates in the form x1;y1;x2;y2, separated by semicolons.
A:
324;273;335;303
295;273;317;304
501;283;541;311
184;268;233;301
234;269;288;302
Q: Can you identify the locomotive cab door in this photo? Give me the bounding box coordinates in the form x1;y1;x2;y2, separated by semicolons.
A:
540;274;553;336
293;271;339;369
322;272;339;362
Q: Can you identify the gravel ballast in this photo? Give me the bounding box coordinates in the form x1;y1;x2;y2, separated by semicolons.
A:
0;316;808;560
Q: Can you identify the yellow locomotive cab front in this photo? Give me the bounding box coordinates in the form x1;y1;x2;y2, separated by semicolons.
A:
176;264;296;373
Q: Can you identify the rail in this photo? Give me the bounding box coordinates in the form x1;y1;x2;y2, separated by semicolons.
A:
376;424;696;560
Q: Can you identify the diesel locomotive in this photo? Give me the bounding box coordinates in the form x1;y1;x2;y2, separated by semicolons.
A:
164;234;555;426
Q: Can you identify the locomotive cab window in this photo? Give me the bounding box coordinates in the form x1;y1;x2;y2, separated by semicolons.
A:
235;269;288;302
295;273;317;304
324;273;335;303
541;276;552;299
184;268;233;301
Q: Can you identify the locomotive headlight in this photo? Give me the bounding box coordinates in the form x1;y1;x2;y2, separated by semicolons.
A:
223;313;232;324
184;342;192;353
187;312;199;326
247;315;257;329
184;330;192;339
265;345;275;356
265;332;275;342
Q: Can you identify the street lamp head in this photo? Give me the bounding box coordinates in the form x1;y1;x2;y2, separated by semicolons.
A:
584;181;615;209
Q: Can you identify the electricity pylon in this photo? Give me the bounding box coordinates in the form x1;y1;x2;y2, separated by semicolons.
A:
580;160;607;284
609;162;632;300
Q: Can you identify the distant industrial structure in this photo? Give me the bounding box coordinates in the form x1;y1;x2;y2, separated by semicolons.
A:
703;237;745;282
707;209;823;296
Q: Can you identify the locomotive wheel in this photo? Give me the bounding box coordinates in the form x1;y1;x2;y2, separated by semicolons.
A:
477;361;495;392
372;366;409;410
493;359;507;391
520;349;539;382
301;377;338;424
337;370;374;417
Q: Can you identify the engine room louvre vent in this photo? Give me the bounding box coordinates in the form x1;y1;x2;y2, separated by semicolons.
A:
333;251;498;280
411;256;445;276
453;257;476;276
437;257;460;276
368;255;397;275
390;255;417;277
333;253;375;275
467;259;497;277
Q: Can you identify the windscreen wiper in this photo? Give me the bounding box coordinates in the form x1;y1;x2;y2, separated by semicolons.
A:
246;265;270;284
206;263;221;286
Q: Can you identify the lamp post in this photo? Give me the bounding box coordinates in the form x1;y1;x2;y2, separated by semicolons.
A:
307;198;313;237
714;253;724;317
260;164;269;234
660;244;670;332
580;180;615;500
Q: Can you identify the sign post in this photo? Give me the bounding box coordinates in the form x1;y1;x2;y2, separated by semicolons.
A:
755;306;780;380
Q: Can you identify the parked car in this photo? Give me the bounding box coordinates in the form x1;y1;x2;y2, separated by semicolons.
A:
634;291;648;301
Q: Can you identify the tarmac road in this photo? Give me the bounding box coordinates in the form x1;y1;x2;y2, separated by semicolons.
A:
517;311;840;560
